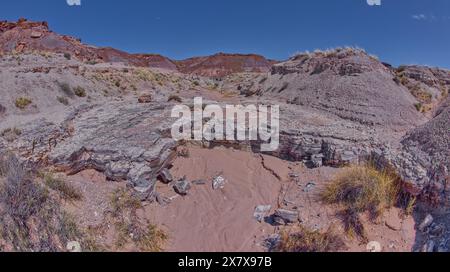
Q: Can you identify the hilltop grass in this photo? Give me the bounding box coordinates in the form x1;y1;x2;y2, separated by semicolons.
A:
15;97;32;109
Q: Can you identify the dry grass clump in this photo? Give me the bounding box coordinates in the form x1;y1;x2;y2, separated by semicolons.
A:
108;188;167;252
0;155;84;251
15;97;32;109
274;226;344;252
1;127;21;143
44;173;82;201
74;86;87;97
321;164;401;240
58;82;73;97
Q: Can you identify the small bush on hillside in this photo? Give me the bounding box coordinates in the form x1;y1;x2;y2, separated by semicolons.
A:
0;127;22;143
74;86;87;97
15;97;32;109
57;96;69;106
58;82;73;97
63;53;71;60
274;226;344;252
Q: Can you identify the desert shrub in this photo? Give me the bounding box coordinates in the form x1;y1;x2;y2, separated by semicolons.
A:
322;165;400;216
57;96;69;106
321;164;401;240
274;226;344;252
0;155;83;251
193;80;200;86
414;103;423;112
58;82;73;97
63;53;71;60
0;104;6;115
15;97;32;109
0;127;22;143
168;95;182;103
74;86;87;97
44;173;82;201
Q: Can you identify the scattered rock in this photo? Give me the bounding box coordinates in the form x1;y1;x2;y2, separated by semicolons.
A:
273;209;299;225
159;168;173;184
303;182;316;193
422;240;435;252
253;205;272;222
173;177;191;195
212;175;227;190
418;214;434;232
30;31;42;38
66;241;82;252
138;94;153;103
366;241;382;252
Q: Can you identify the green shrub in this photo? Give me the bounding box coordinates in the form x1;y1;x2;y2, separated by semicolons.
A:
15;97;32;109
74;86;87;97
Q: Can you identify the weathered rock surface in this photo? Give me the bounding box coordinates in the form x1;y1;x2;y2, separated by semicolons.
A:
3;101;177;194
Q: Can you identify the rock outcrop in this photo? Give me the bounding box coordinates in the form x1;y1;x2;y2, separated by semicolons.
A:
3;101;177;197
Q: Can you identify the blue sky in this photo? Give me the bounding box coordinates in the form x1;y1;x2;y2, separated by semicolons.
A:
1;0;450;68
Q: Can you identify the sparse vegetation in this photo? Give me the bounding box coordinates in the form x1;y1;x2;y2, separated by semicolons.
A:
63;53;71;60
321;164;401;240
57;96;69;106
0;155;84;251
15;97;32;109
44;173;83;201
0;127;22;143
414;103;423;112
168;95;183;103
274;226;344;252
58;82;73;97
74;86;87;97
322;164;400;217
109;188;167;251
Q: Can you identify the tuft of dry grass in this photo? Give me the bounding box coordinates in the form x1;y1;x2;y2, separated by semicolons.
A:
322;164;400;216
15;97;32;109
274;226;344;252
108;188;167;252
321;164;402;240
44;173;83;201
74;86;87;98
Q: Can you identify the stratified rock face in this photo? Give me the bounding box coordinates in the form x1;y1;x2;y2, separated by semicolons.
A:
390;97;450;205
6;101;177;194
263;48;426;129
176;53;276;77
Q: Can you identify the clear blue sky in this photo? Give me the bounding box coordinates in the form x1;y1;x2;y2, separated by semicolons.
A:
1;0;450;68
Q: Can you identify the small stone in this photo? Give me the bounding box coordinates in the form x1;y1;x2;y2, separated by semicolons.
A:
173;177;191;195
30;31;42;38
418;214;434;232
366;241;382;252
303;182;316;193
253;205;272;222
159;168;173;184
212;175;226;190
66;241;82;252
138;94;152;103
273;209;299;225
